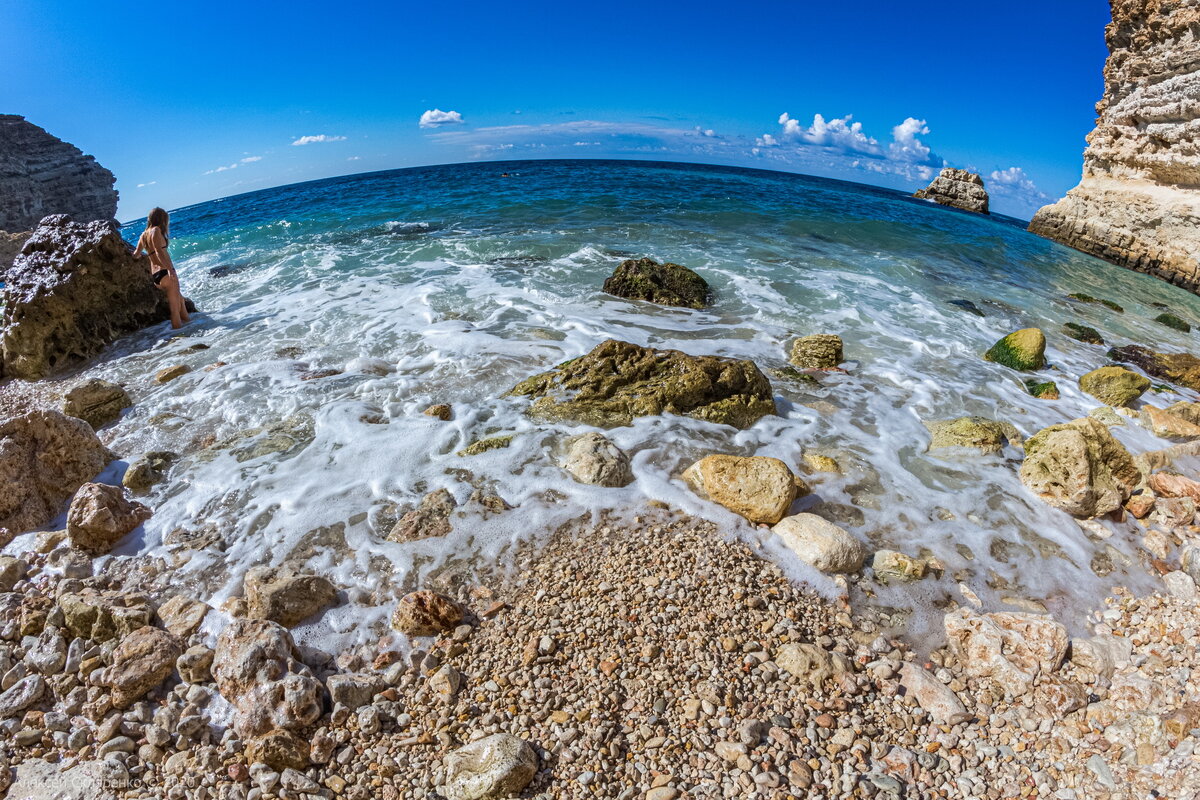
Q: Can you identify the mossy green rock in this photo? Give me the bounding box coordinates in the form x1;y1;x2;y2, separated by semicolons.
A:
1079;366;1151;407
925;416;1022;454
1062;322;1104;345
1068;293;1123;313
983;328;1046;371
507;339;775;429
1025;380;1060;400
602;257;712;309
1155;313;1191;333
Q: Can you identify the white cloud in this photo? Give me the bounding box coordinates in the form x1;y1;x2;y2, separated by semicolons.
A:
240;155;262;163
291;134;347;146
779;113;883;156
695;126;716;138
989;166;1038;191
573;141;600;146
888;118;931;163
136;181;156;188
347;156;361;161
419;109;465;128
204;162;239;175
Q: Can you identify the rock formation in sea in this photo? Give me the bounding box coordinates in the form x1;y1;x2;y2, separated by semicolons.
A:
0;115;118;232
0;214;171;379
913;168;990;214
1029;1;1200;292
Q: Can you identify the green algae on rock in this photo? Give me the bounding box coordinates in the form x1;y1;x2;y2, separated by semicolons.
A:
925;416;1023;454
769;366;822;389
457;435;514;457
1019;417;1141;518
601;257;713;309
1025;379;1060;400
1107;345;1200;392
788;334;843;370
1062;322;1104;345
1155;313;1192;333
983;328;1046;371
1067;293;1123;313
1079;366;1151;407
507;339;775;429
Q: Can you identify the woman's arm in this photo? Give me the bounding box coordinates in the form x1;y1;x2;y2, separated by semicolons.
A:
133;232;145;257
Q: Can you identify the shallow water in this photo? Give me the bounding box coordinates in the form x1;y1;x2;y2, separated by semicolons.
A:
46;159;1200;649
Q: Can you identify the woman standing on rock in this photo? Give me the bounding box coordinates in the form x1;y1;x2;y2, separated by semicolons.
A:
134;207;190;329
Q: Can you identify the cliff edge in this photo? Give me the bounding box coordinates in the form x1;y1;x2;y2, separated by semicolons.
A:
1029;1;1200;291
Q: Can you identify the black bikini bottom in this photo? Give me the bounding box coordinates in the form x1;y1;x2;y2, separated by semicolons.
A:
152;269;170;285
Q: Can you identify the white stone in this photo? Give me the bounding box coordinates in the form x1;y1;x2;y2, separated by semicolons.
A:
771;514;866;573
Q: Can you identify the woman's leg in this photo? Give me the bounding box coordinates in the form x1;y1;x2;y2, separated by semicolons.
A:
175;281;191;323
163;276;183;328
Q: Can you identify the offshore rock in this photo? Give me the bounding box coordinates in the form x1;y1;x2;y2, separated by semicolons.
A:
925;416;1022;454
1019;417;1141;517
508;339;775;429
61;378;131;428
1;215;172;379
602;257;713;309
0;115;118;231
682;454;800;524
1107;344;1200;391
913;168;989;214
1028;2;1200;292
0;410;112;540
983;328;1046;370
1079;365;1151;407
66;483;152;554
788;334;844;370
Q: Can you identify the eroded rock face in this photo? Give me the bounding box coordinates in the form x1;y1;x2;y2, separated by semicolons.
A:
388;489;457;543
682;455;799;524
925;416;1022;454
1019;417;1141;517
602;257;712;309
0;115;118;231
442;733;538;800
1029;2;1200;292
66;483;151;554
0;410;112;540
914;168;989;214
391;591;463;637
944;607;1069;694
1;215;171;379
508;339;776;429
788;334;843;370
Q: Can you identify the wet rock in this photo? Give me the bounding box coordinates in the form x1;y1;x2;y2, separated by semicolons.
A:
872;550;927;583
802;453;840;473
913;167;989;214
100;625;182;708
61;379;130;428
392;590;463;636
1079;365;1150;407
983;328;1046;370
1126;492;1156;518
121;451;177;494
177;645;214;684
1148;471;1200;501
0;410;112;540
457;435;513;457
1155;312;1191;332
944;607;1068;694
1062;322;1104;345
1141;406;1200;440
925;416;1022;454
1107;344;1200;392
948;299;984;316
771;513;866;573
388;488;457;543
423;403;452;421
66;482;151;554
59;589;152;642
1025;379;1060;400
244;566;337;627
561;432;634;488
326;672;386;710
1019;417;1141;517
682;455;799;524
154;364;189;383
898;663;967;724
508;339;775;429
601;257;712;309
775;643;853;687
788;334;843;370
442;733;539;800
156;595;209;637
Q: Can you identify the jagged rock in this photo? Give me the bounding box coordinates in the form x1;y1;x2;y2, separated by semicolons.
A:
1029;3;1200;292
1062;322;1104;345
391;590;463;636
775;643;853;687
944;607;1069;694
244;567;337;627
156;595;209;637
1142;406;1200;440
601;257;712;309
442;733;539;800
121;451;177;493
914;168;989;214
423;403;452;421
983;328;1046;370
66;483;151;554
872;550;927;583
1019;417;1141;517
925;416;1022;454
682;455;800;524
1148;471;1200;501
61;379;130;428
1108;344;1200;391
388;489;457;543
788;334;843;369
0;410;112;539
898;663;968;724
771;513;866;574
1080;365;1151;407
508;339;775;429
0;115;117;231
326;673;386;710
1;215;174;379
59;589;152;642
0;231;31;274
561;432;634;488
101;625;182;708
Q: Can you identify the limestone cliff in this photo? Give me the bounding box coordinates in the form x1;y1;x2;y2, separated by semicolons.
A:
0;115;118;232
1029;1;1200;291
914;168;990;214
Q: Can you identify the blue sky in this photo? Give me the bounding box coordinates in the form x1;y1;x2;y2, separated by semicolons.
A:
3;1;1110;220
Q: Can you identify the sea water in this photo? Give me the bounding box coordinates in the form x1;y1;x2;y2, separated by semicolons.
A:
52;159;1200;650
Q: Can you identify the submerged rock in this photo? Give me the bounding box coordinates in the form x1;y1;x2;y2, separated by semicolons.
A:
948;299;984;317
1019;417;1141;517
788;334;844;370
1108;344;1200;391
872;550;927;583
457;435;513;457
1067;293;1123;313
154;364;190;384
561;432;634;487
1079;365;1151;407
1025;379;1060;400
0;410;112;539
944;607;1068;694
423;403;452;421
244;567;338;627
925;416;1021;454
771;513;866;574
1155;312;1191;332
983;328;1046;370
442;733;538;800
61;378;131;428
682;455;800;524
66;483;151;554
121;451;177;493
388;488;457;542
392;590;463;636
913;168;989;214
601;257;712;309
508;339;775;429
1062;322;1104;345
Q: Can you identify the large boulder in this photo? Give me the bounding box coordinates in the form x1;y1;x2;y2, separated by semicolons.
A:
983;328;1046;371
788;334;843;370
66;483;151;554
0;410;112;539
1079;366;1150;407
100;625;182;708
244;566;337;627
944;607;1068;695
914;168;989;214
61;378;131;428
1;214;173;379
771;513;867;573
1019;417;1140;517
442;734;539;800
1107;345;1200;392
602;257;712;309
682;454;799;524
508;339;775;429
925;416;1022;454
561;432;634;487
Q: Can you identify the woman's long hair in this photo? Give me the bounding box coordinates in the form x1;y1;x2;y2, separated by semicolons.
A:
146;207;170;240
